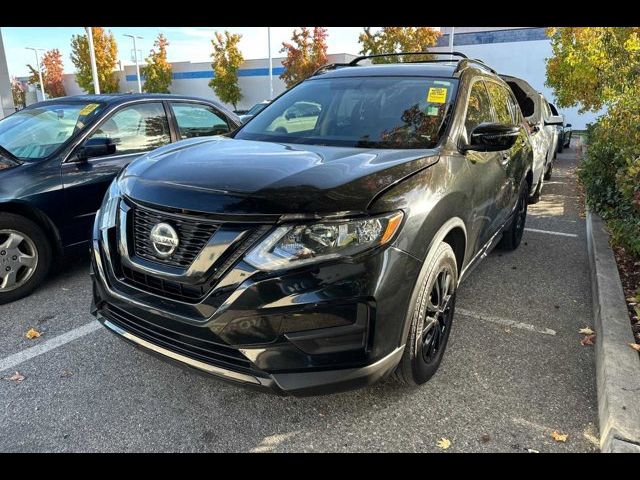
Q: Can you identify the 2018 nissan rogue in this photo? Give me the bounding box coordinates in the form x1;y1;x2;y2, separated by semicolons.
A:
90;53;534;395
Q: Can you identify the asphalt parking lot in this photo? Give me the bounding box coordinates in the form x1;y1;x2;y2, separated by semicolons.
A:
0;143;599;452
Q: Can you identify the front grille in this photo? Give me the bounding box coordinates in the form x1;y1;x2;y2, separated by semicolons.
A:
131;203;219;269
102;303;253;372
120;265;208;301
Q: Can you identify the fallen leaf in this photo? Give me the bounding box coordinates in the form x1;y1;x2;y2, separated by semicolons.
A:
504;328;512;334
527;448;540;453
60;370;74;378
580;334;596;346
25;328;41;339
5;372;25;382
480;434;491;443
436;438;451;450
551;431;568;442
579;327;594;335
628;343;640;352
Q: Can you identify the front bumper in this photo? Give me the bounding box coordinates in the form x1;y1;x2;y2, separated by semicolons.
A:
91;217;422;395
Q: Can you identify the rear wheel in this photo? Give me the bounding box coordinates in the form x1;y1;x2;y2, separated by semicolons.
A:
499;183;528;251
395;242;458;386
0;214;52;305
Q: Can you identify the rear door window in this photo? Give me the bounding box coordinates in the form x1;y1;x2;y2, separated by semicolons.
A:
485;81;515;125
171;102;231;139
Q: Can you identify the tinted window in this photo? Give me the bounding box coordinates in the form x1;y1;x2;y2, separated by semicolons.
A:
464;81;493;135
88;102;170;155
0;101;105;160
235;76;459;149
172;103;230;139
486;81;514;125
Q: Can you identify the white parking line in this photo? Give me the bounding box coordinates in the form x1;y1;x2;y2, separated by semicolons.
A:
0;321;102;374
456;308;557;336
524;227;578;238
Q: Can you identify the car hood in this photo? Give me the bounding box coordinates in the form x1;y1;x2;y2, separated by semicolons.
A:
120;137;439;216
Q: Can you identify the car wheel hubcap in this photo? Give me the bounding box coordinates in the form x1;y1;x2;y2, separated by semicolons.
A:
421;268;455;363
0;230;38;292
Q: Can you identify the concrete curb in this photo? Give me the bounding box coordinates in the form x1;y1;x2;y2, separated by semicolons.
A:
586;209;640;453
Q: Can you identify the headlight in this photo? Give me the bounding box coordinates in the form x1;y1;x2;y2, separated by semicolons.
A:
244;211;404;271
96;179;121;231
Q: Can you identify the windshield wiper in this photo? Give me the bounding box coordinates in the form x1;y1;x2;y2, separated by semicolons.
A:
0;145;22;166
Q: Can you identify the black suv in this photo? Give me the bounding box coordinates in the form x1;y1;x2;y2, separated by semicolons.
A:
91;53;534;395
0;94;240;304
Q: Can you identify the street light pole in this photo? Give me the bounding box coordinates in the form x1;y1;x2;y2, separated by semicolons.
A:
25;47;46;101
85;27;100;94
124;34;143;93
448;27;456;59
267;27;273;100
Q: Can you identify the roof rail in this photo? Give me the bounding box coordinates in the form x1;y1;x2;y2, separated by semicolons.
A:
348;51;468;65
311;62;353;77
455;58;497;75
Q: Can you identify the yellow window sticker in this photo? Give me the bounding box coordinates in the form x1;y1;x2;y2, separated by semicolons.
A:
427;87;447;104
79;103;99;116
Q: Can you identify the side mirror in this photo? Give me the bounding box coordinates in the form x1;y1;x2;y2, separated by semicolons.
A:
76;137;116;162
544;115;564;126
565;123;572;128
284;111;293;120
460;123;520;153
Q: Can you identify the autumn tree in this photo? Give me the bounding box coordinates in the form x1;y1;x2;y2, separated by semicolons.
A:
358;27;441;63
142;34;172;93
545;27;640;112
280;27;328;88
209;31;243;110
11;78;25;109
27;49;66;98
70;27;119;93
546;27;640;258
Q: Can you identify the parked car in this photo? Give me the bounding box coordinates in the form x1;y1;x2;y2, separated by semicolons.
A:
500;75;563;200
239;100;270;123
0;94;241;304
548;103;572;152
91;53;533;395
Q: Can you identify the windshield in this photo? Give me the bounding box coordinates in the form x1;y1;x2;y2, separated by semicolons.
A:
0;101;106;160
235;76;458;149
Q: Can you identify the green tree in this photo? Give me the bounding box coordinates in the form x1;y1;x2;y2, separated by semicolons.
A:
142;33;172;93
358;27;441;63
27;49;66;98
209;31;243;110
546;27;640;257
280;27;328;88
70;27;119;93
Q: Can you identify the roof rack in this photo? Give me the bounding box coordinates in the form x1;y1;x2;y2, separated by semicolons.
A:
311;62;353;77
348;51;468;65
311;51;497;78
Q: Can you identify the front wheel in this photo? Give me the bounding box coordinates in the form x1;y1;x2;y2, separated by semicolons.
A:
394;242;458;386
498;184;528;251
0;213;52;305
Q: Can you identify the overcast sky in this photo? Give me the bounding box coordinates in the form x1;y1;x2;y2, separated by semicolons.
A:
1;27;383;78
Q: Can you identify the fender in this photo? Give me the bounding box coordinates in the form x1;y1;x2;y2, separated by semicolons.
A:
397;217;467;348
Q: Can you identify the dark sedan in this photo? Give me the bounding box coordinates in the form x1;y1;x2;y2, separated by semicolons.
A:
0;94;241;304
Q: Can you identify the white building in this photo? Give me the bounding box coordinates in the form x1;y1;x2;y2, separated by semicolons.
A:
432;27;602;129
61;53;358;112
19;27;602;129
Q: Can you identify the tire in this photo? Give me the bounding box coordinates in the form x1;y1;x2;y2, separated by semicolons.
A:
0;213;52;305
529;174;542;204
544;161;553;181
395;242;458;386
498;183;529;251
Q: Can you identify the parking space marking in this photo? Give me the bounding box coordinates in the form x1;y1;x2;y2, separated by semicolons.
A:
456;308;557;336
524;227;578;238
0;321;102;373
